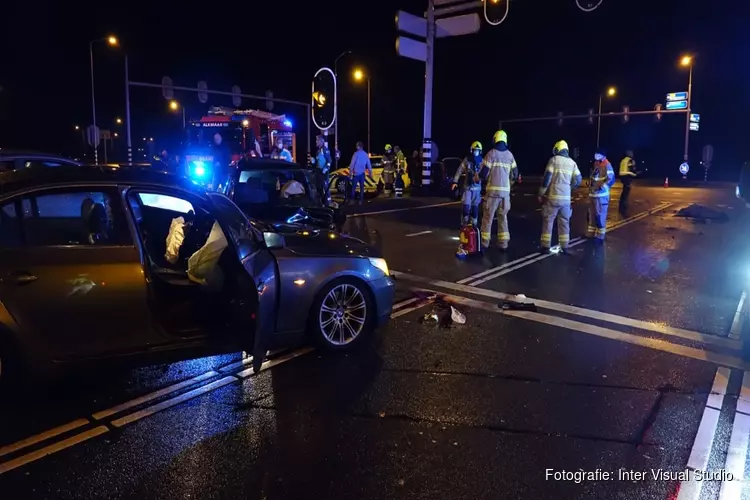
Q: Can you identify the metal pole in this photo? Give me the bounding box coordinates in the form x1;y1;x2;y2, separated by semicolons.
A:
103;137;108;164
89;41;99;165
683;64;693;162
305;103;311;155
182;107;186;129
367;78;371;153
421;0;435;187
124;55;133;166
333;51;350;169
596;94;602;149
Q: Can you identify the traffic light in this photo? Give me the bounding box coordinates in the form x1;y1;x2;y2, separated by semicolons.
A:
312;67;336;131
622;105;630;124
654;103;663;122
484;0;509;26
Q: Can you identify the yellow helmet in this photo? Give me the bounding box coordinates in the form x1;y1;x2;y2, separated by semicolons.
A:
470;141;482;151
493;130;508;144
553;140;569;153
385;144;392;152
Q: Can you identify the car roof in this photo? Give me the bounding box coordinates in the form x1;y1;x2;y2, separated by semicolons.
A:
235;157;314;172
0;150;82;164
0;165;207;200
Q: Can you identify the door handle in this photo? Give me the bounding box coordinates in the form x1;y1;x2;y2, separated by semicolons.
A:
1;271;38;286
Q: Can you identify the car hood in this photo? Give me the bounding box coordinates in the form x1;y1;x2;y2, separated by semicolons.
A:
240;204;335;230
282;230;377;257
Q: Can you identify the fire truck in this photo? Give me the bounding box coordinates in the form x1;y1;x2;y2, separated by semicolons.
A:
183;106;296;184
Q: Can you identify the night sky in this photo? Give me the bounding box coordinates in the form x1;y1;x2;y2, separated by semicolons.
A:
1;0;748;179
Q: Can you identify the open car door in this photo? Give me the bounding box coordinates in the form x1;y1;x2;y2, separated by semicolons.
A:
208;193;278;371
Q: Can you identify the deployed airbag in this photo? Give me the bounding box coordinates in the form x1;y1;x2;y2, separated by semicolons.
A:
187;221;228;291
165;216;186;264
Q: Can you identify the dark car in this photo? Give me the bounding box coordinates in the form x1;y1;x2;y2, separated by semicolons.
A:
224;158;346;232
0;166;394;387
0;151;82;173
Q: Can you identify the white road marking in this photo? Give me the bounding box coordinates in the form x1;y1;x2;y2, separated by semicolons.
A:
349;201;460;217
677;367;730;500
0;426;109;475
718;371;750;500
410;289;749;369
395;272;741;351
392;297;421;309
0;418;89;458
457;252;543;284
729;291;746;340
236;347;315;378
737;371;750;415
92;370;220;421
460;203;672;286
405;230;433;237
110;376;239;428
392;299;434;319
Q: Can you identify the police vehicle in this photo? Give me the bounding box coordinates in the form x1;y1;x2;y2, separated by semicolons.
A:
327;155;412;196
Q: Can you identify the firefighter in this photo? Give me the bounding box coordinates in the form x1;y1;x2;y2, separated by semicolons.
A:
538;140;582;253
271;137;293;162
393;145;407;197
618;150;637;215
587;148;615;242
382;144;397;196
480;130;518;251
451;141;484;226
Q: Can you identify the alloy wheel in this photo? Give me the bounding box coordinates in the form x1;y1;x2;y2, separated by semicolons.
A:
319;284;367;346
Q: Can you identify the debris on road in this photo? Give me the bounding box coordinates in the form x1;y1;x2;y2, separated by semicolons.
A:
450;306;466;325
675;204;729;222
421;310;440;324
499;301;538;312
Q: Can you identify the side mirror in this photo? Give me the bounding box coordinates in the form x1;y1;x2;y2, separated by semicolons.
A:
263;231;285;250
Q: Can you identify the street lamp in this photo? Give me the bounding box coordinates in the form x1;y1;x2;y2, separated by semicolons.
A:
89;34;119;165
169;100;186;129
680;54;694;162
596;86;616;148
74;125;80;130
115;117;122;124
353;68;371;153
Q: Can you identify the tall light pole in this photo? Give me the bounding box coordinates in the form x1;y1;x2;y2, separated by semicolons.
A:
169;100;186;129
680;54;694;162
89;35;118;165
333;50;351;167
353;68;371;153
596;86;616;149
124;55;133;166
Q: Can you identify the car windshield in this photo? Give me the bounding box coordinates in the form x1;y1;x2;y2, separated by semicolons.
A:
233;168;321;208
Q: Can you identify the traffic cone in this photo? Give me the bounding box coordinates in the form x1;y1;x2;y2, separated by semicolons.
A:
664;177;669;188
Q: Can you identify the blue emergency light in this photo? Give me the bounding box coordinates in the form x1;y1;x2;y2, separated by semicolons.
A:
189;160;210;181
283;119;292;128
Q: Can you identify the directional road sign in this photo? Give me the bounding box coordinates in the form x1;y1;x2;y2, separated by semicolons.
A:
86;125;100;148
689;122;699;132
666;100;688;110
396;36;427;62
161;76;174;100
231;85;242;107
396;10;480;38
666;92;688;102
679;162;689;175
690;113;700;123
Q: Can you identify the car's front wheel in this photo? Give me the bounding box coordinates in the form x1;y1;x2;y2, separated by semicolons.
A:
335;176;350;195
310;278;374;350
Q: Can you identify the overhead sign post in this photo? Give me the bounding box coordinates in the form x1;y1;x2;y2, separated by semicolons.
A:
395;1;481;189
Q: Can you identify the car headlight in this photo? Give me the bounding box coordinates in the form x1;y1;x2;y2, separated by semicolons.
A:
369;257;390;276
737;185;741;199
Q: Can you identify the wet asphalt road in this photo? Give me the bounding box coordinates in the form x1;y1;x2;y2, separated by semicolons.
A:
2;179;750;500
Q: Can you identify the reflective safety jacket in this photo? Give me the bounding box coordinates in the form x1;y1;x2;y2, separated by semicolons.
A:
272;148;293;162
589;159;615;198
619;156;636;177
539;154;582;203
382;152;396;173
482;148;518;197
454;155;483;191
